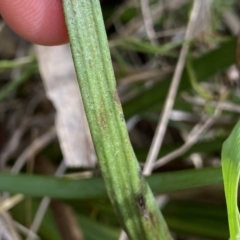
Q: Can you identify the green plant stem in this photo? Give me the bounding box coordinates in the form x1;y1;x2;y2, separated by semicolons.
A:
62;1;172;239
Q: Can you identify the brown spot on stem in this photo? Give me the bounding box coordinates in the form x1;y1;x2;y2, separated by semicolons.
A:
136;194;149;219
113;90;121;107
148;211;163;239
136;194;145;209
149;211;156;225
114;90;125;122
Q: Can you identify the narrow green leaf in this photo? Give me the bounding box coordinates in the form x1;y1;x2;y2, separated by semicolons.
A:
0;168;222;199
222;120;240;240
110;37;181;56
77;215;120;240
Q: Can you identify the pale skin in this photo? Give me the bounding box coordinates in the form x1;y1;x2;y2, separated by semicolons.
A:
0;0;68;46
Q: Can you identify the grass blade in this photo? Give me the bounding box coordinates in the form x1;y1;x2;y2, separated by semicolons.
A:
0;168;222;199
222;120;240;239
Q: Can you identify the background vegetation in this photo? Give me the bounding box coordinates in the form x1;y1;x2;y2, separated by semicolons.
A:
0;0;240;239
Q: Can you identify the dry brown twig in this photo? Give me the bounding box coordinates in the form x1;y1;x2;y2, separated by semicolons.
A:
143;0;211;175
0;127;57;239
11;127;56;173
118;68;172;87
0;212;21;240
0;195;24;215
139;0;157;44
0;120;28;169
123;0;189;37
0;92;47;170
154;106;221;169
183;94;240;113
14;221;40;240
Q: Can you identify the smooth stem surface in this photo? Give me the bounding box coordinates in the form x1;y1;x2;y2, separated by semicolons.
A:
62;0;172;239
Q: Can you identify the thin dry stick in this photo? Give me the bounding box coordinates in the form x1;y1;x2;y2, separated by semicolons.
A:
143;0;201;175
11;127;56;173
26;161;66;240
183;94;240;113
123;0;188;37
1;94;46;169
0;120;27;168
0;212;21;240
14;221;40;240
154;107;221;169
0;194;24;214
139;0;157;44
119;68;172;86
155;27;186;39
119;231;128;240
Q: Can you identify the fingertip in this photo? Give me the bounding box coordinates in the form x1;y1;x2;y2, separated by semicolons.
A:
0;0;69;46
